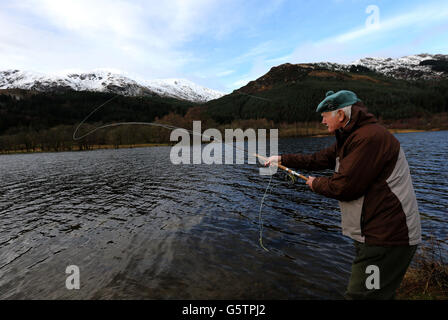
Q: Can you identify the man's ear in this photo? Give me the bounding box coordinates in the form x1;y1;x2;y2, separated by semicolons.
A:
338;110;345;122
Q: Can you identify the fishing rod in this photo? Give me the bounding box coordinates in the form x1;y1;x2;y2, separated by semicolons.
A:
253;153;309;182
73;94;309;183
73;93;309;252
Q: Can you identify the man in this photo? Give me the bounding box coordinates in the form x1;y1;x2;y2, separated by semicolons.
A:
265;90;421;299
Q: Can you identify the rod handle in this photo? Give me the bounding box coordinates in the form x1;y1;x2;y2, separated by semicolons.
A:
254;153;309;181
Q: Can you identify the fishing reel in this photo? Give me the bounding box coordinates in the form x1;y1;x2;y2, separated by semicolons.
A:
279;171;297;184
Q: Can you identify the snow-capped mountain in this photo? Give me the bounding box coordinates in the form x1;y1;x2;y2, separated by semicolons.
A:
0;69;224;103
316;54;448;80
143;78;224;103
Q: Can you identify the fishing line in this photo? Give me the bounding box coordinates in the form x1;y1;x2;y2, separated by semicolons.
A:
236;91;272;102
73;94;259;164
73;93;305;252
73;95;187;141
259;174;273;252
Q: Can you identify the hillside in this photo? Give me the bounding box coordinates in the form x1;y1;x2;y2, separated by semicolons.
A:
1;54;448;153
0;89;194;135
204;62;448;124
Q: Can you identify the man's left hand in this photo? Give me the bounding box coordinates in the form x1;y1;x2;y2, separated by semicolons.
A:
306;176;316;191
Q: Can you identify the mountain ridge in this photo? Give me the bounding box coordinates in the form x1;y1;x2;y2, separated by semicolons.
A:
317;53;448;80
1;53;448;151
234;53;448;95
206;53;448;124
2;54;446;104
0;69;224;103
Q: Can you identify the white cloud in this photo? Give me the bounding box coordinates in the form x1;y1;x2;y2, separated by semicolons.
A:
288;2;448;64
228;56;272;91
216;70;235;77
0;0;288;92
22;0;138;36
16;0;218;47
0;0;239;78
232;78;252;89
3;0;444;93
231;42;277;64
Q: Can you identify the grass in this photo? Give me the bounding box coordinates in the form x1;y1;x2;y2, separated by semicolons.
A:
0;143;171;155
396;238;448;300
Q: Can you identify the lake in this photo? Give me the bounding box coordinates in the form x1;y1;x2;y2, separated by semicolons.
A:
0;130;447;299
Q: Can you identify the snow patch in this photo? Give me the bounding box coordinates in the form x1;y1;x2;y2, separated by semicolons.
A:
0;69;224;103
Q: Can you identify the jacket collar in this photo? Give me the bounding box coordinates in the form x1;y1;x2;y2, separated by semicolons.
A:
335;103;377;147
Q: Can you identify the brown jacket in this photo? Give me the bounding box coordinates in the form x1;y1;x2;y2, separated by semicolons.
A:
282;104;421;246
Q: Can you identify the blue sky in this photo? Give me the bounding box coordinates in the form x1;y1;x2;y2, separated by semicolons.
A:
1;0;447;93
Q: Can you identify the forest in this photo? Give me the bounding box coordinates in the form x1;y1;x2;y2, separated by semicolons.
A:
1;67;448;153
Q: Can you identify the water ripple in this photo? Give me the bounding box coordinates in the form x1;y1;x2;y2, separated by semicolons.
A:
0;132;447;299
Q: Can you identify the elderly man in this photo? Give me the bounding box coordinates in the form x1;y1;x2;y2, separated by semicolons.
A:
265;90;421;299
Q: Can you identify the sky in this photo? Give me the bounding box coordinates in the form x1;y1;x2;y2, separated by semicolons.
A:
1;0;447;93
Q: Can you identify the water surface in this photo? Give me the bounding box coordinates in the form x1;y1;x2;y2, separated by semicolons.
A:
0;130;447;299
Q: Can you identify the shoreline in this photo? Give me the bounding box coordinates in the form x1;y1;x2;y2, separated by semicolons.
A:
396;239;447;300
286;127;444;138
0;143;171;155
1;128;446;156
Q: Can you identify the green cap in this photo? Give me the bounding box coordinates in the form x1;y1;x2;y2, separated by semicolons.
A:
316;90;361;113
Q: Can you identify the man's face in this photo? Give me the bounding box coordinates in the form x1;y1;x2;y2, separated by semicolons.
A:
321;110;344;133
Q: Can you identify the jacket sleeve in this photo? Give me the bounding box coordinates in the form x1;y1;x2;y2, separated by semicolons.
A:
281;143;337;171
312;132;390;202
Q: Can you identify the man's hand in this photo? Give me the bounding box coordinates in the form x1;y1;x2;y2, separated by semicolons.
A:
264;155;281;167
306;176;316;191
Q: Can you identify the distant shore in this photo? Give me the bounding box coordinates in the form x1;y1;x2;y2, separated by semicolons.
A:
387;129;433;134
0;143;171;155
308;128;431;138
287;127;444;138
1;127;447;156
